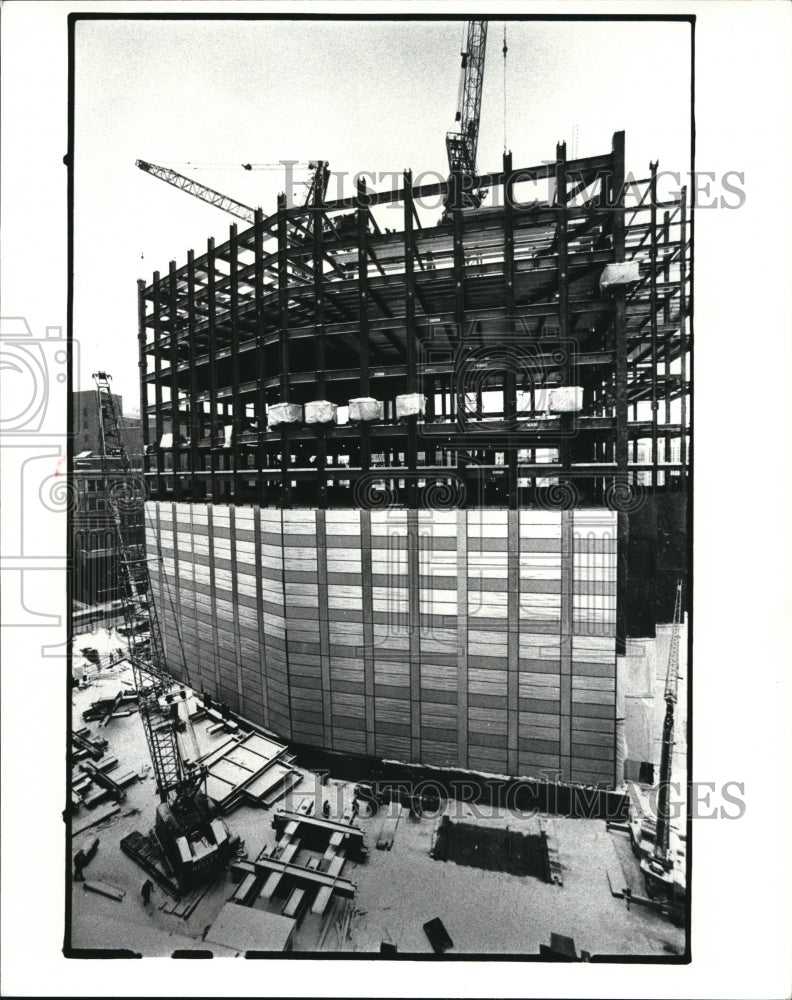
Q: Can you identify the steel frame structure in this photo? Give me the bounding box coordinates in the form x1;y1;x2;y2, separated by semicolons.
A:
139;132;690;517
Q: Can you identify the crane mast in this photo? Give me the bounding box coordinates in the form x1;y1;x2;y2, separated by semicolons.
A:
445;20;489;211
93;372;233;887
93;372;190;798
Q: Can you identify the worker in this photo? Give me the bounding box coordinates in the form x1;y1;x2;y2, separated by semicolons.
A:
351;798;359;818
73;850;87;882
141;879;154;905
322;800;331;818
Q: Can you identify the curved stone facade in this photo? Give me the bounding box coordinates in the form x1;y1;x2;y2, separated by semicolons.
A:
148;501;619;786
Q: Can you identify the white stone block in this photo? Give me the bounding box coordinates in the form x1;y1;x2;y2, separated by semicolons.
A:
600;261;641;290
303;400;338;425
267;402;302;427
395;393;426;419
348;397;383;423
223;424;233;448
547;387;583;413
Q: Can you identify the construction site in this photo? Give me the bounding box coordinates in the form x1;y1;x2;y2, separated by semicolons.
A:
69;19;691;959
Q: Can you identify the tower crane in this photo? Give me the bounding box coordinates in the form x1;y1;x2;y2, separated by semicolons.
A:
444;20;489;213
641;578;685;907
135;158;330;230
92;371;235;889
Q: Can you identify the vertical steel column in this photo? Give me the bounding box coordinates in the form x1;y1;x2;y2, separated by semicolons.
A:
168;262;181;500
649;162;659;488
152;271;164;498
313;171;328;509
206;239;218;502
186;251;200;502
556;142;572;481
277;194;292;509
503;151;518;508
254;209;268;507
663;210;672;469
137;280;149;480
404;170;419;507
611;132;628;477
357;177;372;480
229;223;242;501
679;187;688;474
611;132;629;655
451;173;467;488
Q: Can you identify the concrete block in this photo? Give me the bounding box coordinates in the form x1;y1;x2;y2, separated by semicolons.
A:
348;397;383;423
547;387;583;413
599;261;640;291
267;402;302;427
395;393;426;419
223;424;233;448
304;400;338;425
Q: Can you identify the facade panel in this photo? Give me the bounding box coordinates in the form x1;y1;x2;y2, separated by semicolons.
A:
148;501;619;783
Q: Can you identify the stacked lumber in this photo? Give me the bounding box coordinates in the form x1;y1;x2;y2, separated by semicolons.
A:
84;880;125;902
71;728;108;761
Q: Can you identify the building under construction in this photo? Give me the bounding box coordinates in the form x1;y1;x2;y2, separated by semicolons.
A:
138;132;689;789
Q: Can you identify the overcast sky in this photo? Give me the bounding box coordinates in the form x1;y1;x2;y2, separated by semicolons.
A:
74;17;692;412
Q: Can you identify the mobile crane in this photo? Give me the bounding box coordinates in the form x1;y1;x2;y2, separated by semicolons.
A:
444;20;489;215
92;372;235;890
639;579;686;910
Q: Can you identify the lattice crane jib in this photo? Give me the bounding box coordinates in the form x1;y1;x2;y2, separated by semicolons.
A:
92;371;194;801
135;160;256;225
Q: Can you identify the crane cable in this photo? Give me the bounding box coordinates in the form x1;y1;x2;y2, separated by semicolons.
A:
502;23;509;154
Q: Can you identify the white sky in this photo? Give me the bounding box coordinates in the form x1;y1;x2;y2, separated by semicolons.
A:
74;17;691;412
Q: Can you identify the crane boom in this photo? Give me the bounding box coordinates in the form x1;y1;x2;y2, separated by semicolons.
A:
136;159;256;224
653;579;684;865
445;20;488;210
136;158;329;227
93;372;192;798
93;372;234;888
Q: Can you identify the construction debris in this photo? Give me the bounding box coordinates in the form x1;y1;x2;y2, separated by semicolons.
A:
83;880;126;902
